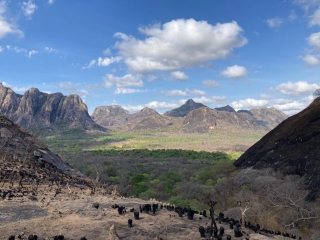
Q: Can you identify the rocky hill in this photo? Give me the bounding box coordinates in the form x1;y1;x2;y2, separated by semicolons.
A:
163;99;206;117
92;105;130;127
234;97;320;200
182;106;287;133
0;83;105;133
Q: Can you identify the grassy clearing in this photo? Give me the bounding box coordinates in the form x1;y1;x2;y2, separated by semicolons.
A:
40;129;266;164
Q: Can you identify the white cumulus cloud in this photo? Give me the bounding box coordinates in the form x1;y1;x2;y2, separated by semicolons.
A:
160;89;206;97
48;0;54;4
302;32;320;66
307;32;320;49
309;7;320;26
170;71;188;81
114;19;247;73
202;80;220;87
275;81;320;96
103;74;143;88
230;98;268;110
302;54;320;66
21;0;37;19
231;96;313;115
114;88;147;94
83;56;122;68
193;96;227;105
161;90;188;97
97;56;122;66
220;65;248;79
0;2;23;39
265;17;283;28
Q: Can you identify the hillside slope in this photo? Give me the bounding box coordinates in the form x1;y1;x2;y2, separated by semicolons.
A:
234;98;320;200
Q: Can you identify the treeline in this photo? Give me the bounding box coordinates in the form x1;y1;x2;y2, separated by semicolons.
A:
88;148;239;161
73;149;237;211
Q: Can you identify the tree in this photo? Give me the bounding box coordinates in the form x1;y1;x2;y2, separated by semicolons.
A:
313;89;320;99
266;176;319;229
208;200;218;237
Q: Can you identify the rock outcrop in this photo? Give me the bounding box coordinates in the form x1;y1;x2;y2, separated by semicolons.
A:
234;97;320;200
0;83;105;133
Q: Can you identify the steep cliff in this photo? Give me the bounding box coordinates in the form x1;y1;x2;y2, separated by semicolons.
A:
0;83;105;133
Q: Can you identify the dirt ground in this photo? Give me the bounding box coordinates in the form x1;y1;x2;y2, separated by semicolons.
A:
0;192;293;240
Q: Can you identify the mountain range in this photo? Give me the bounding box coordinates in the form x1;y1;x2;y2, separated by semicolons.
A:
0;84;288;134
92;99;288;133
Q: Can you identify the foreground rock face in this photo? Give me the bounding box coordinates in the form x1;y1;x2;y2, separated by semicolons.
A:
0;113;99;203
0;83;105;133
182;106;287;133
0;114;77;174
234;98;320;200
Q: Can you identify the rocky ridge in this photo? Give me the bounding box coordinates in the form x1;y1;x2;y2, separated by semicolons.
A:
182;105;288;133
0;83;105;133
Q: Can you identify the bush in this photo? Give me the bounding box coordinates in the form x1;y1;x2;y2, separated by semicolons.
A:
139;189;156;200
168;196;191;208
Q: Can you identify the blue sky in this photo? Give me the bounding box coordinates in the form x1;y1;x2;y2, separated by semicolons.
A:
1;0;320;115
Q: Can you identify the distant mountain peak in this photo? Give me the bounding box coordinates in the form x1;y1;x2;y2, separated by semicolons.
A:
185;99;195;105
138;107;159;116
163;99;207;117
